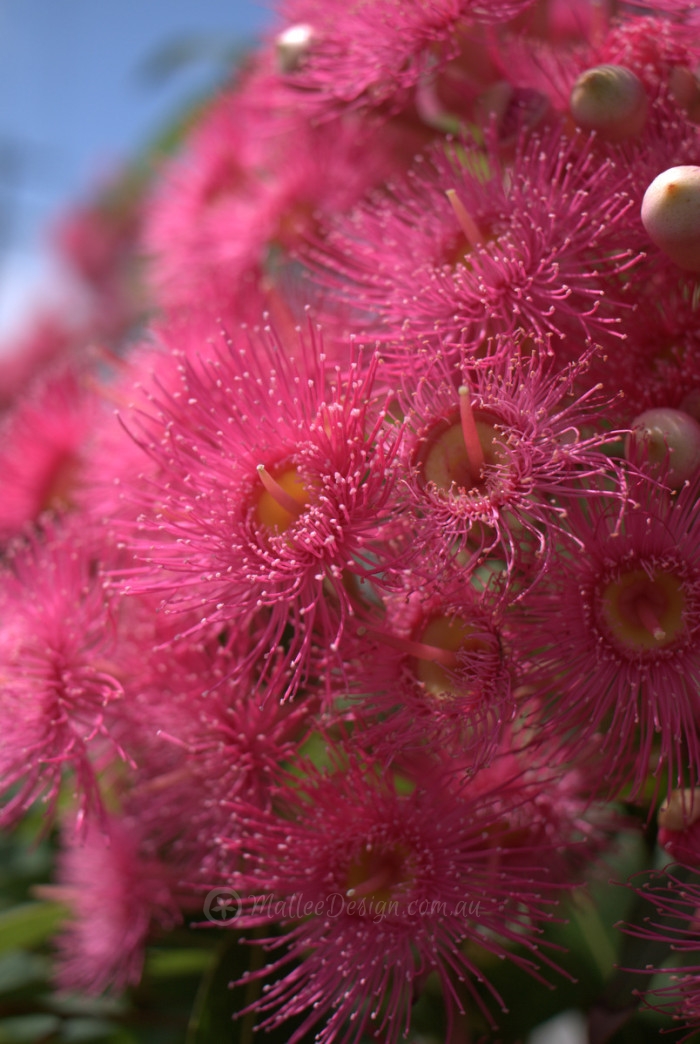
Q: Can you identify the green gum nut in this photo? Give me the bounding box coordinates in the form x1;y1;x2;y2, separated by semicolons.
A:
625;406;700;488
569;64;647;141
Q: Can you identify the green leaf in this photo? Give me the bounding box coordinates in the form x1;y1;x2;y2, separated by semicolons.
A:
145;948;215;980
0;903;67;955
185;933;249;1044
186;930;319;1044
59;1017;124;1042
0;1014;60;1042
0;952;48;995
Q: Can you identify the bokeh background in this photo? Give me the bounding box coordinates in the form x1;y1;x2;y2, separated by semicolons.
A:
0;0;272;335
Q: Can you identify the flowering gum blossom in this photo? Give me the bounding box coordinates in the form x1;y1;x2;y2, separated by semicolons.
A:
569;64;647;141
641;166;700;272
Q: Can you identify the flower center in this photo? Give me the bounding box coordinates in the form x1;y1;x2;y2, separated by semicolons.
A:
345;843;411;906
255;465;311;532
412;613;491;699
418;398;505;495
39;451;81;513
600;568;686;652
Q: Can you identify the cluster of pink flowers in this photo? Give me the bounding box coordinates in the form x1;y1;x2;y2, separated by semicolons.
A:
7;0;700;1038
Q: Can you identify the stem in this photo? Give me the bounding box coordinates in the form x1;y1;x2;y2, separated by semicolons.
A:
240;931;266;1044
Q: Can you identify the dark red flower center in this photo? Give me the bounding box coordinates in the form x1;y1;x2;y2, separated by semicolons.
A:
600;568;686;652
345;843;411;906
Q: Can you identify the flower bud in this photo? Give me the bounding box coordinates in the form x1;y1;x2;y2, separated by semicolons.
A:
275;23;314;75
569;64;647;141
669;65;700;123
658;788;700;831
641;166;700;272
625;406;700;488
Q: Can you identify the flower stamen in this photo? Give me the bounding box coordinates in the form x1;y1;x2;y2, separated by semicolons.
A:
362;624;459;668
634;596;666;643
458;385;485;482
445;188;485;250
256;465;309;531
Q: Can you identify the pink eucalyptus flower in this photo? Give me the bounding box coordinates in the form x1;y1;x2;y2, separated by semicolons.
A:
0;523;126;828
222;751;565;1043
346;567;515;768
119;327;403;699
0;366;98;544
143;64;410;319
277;0;540;113
513;469;700;797
124;636;314;879
52;815;179;995
396;342;620;583
306;122;639;350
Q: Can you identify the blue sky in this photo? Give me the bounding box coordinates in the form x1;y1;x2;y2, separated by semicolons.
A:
0;0;272;309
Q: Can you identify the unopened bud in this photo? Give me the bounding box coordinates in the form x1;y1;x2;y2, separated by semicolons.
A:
625;407;700;488
276;23;314;75
669;65;700;123
570;64;647;141
670;65;699;108
659;788;700;831
642;166;700;272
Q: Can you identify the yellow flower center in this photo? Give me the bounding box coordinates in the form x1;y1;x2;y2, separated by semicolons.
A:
418;408;505;494
255;466;311;532
413;613;492;699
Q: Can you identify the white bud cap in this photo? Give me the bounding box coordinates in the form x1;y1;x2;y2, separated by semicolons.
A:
641;166;700;271
275;23;314;75
659;788;700;831
625;406;700;488
570;64;647;141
